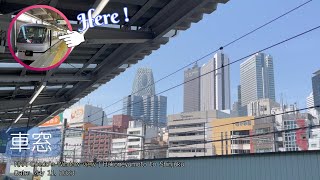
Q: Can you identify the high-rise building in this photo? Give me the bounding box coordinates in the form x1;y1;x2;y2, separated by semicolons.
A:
131;68;155;96
312;70;320;110
237;85;242;105
123;95;144;120
200;52;230;111
142;95;167;126
240;53;276;107
307;92;319;118
123;68;167;126
231;85;247;117
183;63;201;112
123;95;167;126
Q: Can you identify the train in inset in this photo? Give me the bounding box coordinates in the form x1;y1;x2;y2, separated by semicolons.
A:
16;24;66;61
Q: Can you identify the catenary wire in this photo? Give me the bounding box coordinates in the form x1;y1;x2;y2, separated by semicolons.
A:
85;25;320;124
60;1;314;124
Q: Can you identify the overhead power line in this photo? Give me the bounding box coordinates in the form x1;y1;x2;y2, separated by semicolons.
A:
85;24;320;124
59;106;319;158
108;124;320;157
62;122;319;159
95;0;314;110
55;0;314;125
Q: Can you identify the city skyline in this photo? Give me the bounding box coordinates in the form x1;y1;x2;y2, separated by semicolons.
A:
76;0;319;116
123;67;167;126
2;0;320;178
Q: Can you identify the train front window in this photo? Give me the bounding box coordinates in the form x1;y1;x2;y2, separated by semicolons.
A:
17;26;47;44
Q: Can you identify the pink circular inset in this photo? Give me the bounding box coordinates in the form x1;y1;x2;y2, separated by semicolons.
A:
7;5;72;71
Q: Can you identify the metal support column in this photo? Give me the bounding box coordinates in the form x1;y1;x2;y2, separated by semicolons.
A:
59;118;67;162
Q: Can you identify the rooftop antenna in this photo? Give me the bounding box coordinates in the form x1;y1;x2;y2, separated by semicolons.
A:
285;93;288;111
194;61;198;67
280;93;284;111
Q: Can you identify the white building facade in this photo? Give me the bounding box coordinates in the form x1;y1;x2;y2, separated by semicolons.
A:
201;52;230;111
307;92;319;118
309;128;320;150
247;98;280;116
126;121;158;160
111;138;127;161
167;110;229;158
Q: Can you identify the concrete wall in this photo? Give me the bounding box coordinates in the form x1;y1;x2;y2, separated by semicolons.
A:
48;151;320;180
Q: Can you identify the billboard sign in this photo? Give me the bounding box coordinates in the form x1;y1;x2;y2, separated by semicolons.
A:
4;127;29;157
70;106;85;123
40;113;63;127
5;126;61;158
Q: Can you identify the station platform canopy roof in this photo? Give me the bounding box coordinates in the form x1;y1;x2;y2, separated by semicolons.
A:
0;0;229;128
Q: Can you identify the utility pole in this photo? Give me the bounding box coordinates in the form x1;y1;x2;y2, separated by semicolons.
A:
72;148;75;163
221;132;224;155
27;104;33;131
25;104;33;161
142;137;145;159
204;111;207;156
123;140;127;161
101;111;105;126
142;121;146;159
59;118;67;162
89;143;92;162
225;132;228;155
107;135;111;161
272;117;277;152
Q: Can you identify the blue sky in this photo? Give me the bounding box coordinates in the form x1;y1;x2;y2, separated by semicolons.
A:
76;0;320;117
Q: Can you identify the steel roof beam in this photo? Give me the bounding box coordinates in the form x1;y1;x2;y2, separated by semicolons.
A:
125;0;158;27
49;0;59;7
75;44;110;76
0;111;48;119
11;69;27;100
0;75;91;83
0;118;40;127
152;0;208;38
0;98;67;111
79;28;155;44
141;0;180;29
5;0;229;127
46;0;210;121
1;0;166;8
